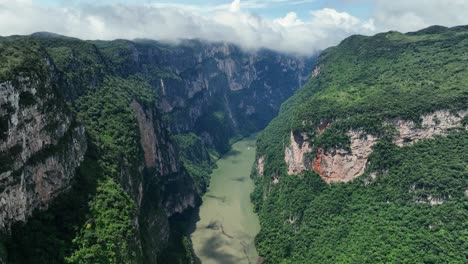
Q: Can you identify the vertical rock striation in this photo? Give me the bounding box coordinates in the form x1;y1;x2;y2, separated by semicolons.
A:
0;53;87;232
101;40;315;153
284;132;312;175
312;132;378;183
285;110;467;183
131;100;199;262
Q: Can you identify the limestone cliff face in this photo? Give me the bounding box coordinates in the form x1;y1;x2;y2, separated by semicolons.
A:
0;61;87;232
132;101;178;176
131;100;199;262
312;132;378;183
284;132;312;175
256;156;265;177
111;40;315;152
131;100;199;216
390;110;467;146
285;110;467;183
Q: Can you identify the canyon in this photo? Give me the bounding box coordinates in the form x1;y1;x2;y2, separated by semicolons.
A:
1;24;467;264
0;34;313;263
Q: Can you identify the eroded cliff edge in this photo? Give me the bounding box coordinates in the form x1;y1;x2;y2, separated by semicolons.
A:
284;110;467;183
0;45;87;232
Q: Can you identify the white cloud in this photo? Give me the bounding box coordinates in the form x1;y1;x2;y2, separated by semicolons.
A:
373;0;468;32
274;12;304;27
311;8;361;31
230;0;241;12
0;0;374;55
1;0;467;56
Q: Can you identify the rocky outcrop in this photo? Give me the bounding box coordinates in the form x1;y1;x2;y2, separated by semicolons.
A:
391;110;467;146
131;100;199;215
272;176;280;185
312;65;321;78
285;110;467;183
416;195;446;205
0;66;87;232
285;132;312;175
312;132;378;183
131;100;199;262
285;130;376;183
257;156;265;177
411;183;449;205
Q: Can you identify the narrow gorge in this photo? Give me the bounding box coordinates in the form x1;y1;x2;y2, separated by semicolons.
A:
0;34;313;263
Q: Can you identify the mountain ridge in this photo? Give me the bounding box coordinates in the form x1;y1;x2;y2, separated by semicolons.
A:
251;24;468;263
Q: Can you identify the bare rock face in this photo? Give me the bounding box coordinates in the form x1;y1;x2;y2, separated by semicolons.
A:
131;100;200;262
313;132;378;183
131;100;199;216
132;101;158;169
285;131;312;175
256;156;265;177
0;70;87;232
416;195;446;205
284;130;376;183
132;101;178;175
312;65;321;78
391;110;467;146
284;110;466;184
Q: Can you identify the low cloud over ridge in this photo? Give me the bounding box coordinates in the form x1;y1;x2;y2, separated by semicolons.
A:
1;0;468;55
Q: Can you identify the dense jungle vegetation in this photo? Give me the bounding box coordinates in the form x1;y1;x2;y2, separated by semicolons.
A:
252;25;468;263
0;36;206;264
6;76;153;264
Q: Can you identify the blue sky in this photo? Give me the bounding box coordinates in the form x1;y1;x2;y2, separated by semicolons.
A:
39;0;373;20
2;0;468;55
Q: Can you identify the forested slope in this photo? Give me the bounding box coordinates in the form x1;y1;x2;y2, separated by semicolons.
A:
0;34;312;263
252;25;468;263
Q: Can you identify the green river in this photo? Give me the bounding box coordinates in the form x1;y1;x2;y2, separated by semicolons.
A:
191;137;261;264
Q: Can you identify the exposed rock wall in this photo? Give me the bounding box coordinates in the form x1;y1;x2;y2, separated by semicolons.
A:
111;40;315;152
257;156;265;177
132;101;199;215
284;131;312;175
285;110;467;183
131;100;199;262
390;110;467;146
132;101;177;175
0;65;87;232
312;132;378;183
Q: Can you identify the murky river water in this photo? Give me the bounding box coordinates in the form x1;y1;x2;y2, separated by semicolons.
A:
191;137;260;264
